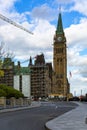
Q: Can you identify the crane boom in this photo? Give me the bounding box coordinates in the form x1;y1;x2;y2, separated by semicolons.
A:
0;13;33;34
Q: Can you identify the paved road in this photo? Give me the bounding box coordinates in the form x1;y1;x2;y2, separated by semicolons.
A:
0;101;78;130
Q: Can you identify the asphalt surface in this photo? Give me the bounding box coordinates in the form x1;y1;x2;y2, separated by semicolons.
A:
0;101;78;130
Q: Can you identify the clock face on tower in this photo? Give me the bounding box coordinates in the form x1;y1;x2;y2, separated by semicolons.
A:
57;36;62;42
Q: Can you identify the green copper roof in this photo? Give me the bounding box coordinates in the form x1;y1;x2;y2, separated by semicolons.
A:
14;67;31;75
56;13;64;34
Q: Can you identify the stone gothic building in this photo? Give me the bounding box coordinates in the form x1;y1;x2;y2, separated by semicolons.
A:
52;11;70;98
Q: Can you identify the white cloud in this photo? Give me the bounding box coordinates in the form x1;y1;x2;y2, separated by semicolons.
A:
0;0;56;62
55;0;73;4
65;18;87;65
70;0;87;16
65;16;87;96
70;75;87;96
0;0;28;24
31;4;56;21
66;19;87;44
0;18;55;63
0;0;17;13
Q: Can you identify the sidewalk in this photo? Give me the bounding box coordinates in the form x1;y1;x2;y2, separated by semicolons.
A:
0;101;41;113
45;102;87;130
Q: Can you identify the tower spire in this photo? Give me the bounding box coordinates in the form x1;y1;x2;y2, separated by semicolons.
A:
29;56;32;66
59;5;61;13
56;7;64;35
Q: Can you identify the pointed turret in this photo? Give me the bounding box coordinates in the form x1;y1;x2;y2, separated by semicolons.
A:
29;56;32;66
56;12;64;35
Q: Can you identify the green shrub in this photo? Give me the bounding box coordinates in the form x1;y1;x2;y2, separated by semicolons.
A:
0;84;24;98
0;89;6;97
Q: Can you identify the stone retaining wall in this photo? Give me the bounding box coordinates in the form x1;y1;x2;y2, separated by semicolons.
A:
0;97;31;108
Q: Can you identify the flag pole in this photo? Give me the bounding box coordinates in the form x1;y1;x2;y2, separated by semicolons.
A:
69;71;72;83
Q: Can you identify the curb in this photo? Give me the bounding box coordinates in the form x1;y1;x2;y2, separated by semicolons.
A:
0;103;41;113
44;124;51;130
0;106;31;113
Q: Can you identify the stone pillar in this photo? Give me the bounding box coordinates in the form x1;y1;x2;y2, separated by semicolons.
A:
10;97;16;107
0;97;6;108
19;98;23;106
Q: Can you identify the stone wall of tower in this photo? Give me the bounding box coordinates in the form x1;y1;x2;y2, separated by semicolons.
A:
52;12;70;98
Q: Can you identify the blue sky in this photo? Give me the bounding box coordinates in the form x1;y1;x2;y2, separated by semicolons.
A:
0;0;87;96
14;0;81;26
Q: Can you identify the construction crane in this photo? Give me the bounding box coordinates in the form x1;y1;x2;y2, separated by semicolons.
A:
0;13;33;34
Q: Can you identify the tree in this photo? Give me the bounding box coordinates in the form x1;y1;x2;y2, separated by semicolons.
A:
0;69;4;77
0;89;6;97
0;41;15;76
0;84;24;98
0;41;15;60
0;41;5;59
0;42;5;76
0;59;4;77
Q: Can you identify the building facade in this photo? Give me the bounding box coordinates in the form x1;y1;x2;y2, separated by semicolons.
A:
0;58;14;87
29;54;52;99
0;56;52;99
14;65;31;98
52;12;70;98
